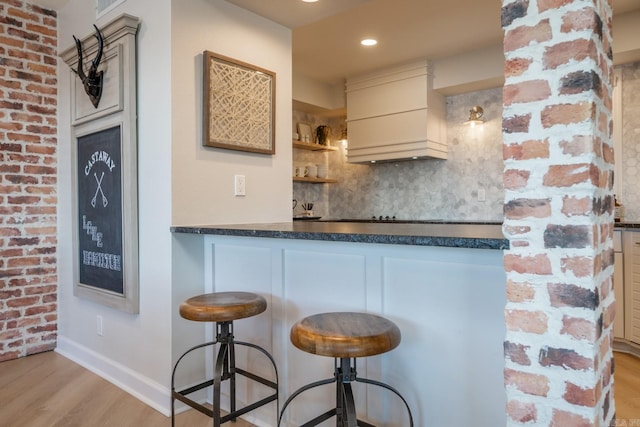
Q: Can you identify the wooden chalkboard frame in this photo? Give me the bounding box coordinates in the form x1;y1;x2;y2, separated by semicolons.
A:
63;15;140;314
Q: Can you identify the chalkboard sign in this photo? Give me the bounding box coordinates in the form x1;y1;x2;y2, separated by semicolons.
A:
66;15;139;314
76;126;124;294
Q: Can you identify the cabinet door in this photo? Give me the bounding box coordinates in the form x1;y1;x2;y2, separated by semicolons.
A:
624;231;640;344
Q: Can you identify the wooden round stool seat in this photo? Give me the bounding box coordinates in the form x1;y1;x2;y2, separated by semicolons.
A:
290;312;401;358
179;291;266;323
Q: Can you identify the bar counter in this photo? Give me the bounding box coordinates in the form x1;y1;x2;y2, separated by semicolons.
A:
170;220;638;425
171;219;509;425
171;220;508;250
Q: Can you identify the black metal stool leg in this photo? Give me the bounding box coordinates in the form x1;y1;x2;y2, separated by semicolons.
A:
234;340;279;419
213;342;225;427
172;320;278;426
229;330;236;419
339;381;358;427
356;376;414;427
214;321;236;425
336;357;357;427
172;340;218;427
278;376;337;426
278;356;414;427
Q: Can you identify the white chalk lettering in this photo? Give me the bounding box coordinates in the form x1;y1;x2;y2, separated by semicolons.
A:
85;150;116;175
82;215;103;247
82;250;122;271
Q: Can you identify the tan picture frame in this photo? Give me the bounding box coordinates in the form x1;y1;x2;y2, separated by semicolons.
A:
203;51;276;155
61;14;140;314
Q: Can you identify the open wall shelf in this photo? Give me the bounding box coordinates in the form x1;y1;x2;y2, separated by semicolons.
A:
293;177;338;184
293;140;338;151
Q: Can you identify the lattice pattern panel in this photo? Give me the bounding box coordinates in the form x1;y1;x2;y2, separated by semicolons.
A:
206;55;274;153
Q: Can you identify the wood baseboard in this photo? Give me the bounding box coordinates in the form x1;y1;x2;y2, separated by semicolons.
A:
614;338;640;358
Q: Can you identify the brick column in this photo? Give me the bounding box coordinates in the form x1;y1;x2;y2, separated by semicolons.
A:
0;1;58;362
502;0;615;425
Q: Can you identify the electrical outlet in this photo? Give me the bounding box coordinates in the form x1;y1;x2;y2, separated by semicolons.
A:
478;188;486;202
234;175;246;196
97;315;103;336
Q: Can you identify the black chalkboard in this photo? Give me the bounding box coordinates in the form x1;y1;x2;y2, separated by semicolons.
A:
77;126;124;294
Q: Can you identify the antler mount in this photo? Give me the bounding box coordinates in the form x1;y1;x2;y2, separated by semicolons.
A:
72;24;105;108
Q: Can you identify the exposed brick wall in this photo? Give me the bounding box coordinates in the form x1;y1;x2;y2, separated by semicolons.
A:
502;0;615;425
0;0;58;362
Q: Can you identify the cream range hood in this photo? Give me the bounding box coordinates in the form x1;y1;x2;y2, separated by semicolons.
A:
345;60;447;163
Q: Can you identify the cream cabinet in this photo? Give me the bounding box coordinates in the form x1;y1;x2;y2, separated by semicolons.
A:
345;60;447;163
624;230;640;344
192;233;507;426
614;230;624;339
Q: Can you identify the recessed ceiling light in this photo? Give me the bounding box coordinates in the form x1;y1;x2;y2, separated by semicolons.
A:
361;38;378;46
302;0;318;2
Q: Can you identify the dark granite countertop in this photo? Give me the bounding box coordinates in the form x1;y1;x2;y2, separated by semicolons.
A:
616;222;640;229
171;220;509;250
171;220;640;250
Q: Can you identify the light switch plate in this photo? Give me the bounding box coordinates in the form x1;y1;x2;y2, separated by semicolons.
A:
234;175;246;196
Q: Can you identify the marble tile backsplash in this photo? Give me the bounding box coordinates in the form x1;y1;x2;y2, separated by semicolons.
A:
294;87;504;221
330;87;504;221
292;114;346;219
293;61;639;222
620;61;640;221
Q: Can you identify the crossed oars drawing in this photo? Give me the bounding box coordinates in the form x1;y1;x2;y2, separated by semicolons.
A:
90;172;108;208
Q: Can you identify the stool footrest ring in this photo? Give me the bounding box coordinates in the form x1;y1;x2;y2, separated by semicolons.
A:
277;357;413;427
301;408;337;427
236;367;277;389
174;378;214;397
171;322;279;427
278;376;335;426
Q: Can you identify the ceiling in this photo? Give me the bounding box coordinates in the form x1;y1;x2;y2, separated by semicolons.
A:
39;0;640;88
227;0;640;86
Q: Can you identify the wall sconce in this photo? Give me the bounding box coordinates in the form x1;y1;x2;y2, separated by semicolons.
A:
464;106;484;127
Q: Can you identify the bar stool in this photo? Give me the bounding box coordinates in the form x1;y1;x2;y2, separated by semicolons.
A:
278;311;413;426
171;291;278;427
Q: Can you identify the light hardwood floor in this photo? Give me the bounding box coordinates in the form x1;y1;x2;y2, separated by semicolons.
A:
615;351;640;423
0;351;255;427
1;350;639;426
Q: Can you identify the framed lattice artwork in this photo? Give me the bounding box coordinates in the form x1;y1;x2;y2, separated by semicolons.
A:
203;51;276;155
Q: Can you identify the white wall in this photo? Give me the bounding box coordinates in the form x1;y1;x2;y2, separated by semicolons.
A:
58;0;171;408
169;6;291;414
56;0;292;416
56;0;174;414
171;0;292;225
293;74;345;110
432;45;504;95
614;10;640;65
